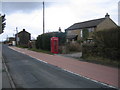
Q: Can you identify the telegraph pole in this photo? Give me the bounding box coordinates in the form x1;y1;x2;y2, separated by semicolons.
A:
43;1;45;34
16;27;18;46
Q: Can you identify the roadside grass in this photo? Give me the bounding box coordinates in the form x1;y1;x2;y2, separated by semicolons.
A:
16;46;53;55
17;45;28;48
81;56;119;68
28;48;53;55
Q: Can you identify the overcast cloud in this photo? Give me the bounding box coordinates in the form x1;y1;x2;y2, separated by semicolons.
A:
118;1;120;25
0;0;119;41
1;2;57;15
2;2;42;14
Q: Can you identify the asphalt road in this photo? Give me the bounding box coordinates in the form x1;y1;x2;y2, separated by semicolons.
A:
2;45;110;88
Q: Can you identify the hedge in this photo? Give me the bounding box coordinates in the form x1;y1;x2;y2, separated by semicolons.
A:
82;28;120;60
36;32;66;51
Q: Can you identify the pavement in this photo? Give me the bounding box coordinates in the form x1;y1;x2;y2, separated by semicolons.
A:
59;52;82;58
9;46;119;88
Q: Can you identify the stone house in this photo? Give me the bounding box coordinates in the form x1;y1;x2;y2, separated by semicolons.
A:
16;29;31;47
65;13;118;42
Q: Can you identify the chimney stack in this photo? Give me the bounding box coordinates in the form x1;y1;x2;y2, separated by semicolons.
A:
59;27;61;32
105;13;110;18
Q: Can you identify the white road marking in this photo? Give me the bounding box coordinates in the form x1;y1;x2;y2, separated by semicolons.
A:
62;69;117;89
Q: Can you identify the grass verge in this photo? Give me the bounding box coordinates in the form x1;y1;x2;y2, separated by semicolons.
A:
16;46;53;55
17;45;28;48
81;56;119;68
28;48;53;55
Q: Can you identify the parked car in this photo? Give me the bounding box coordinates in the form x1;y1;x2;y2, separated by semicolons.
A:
8;42;12;46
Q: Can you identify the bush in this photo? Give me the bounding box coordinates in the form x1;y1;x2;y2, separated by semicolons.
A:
36;33;52;51
66;43;81;53
82;28;89;41
36;32;66;51
82;44;95;57
82;28;120;61
93;28;120;49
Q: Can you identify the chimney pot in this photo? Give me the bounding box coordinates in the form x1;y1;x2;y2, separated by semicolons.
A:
105;13;110;18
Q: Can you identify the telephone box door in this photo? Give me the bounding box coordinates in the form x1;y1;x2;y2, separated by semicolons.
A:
51;37;59;54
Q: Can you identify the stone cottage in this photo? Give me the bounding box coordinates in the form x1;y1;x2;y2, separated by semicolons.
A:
65;13;118;42
16;29;31;47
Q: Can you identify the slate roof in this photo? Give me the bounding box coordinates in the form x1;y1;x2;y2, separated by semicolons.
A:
66;34;78;39
66;18;105;31
18;29;30;34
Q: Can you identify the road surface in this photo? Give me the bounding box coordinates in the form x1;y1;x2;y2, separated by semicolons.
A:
2;45;111;88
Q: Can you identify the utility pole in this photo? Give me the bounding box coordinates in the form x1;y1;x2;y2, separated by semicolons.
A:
43;1;45;34
16;27;18;46
0;14;2;34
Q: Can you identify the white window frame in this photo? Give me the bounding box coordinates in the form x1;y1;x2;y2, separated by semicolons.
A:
80;29;83;37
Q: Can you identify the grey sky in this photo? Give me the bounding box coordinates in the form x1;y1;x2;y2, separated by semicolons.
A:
2;2;54;14
0;0;119;41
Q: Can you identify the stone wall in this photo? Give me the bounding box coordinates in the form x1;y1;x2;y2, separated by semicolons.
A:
96;18;118;31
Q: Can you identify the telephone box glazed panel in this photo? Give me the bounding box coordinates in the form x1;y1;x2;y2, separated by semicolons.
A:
51;37;59;54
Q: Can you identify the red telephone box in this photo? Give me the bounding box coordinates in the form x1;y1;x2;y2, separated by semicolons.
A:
51;37;59;54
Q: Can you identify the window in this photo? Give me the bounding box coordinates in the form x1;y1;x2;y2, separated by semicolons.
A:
88;28;94;32
68;31;72;34
80;29;83;37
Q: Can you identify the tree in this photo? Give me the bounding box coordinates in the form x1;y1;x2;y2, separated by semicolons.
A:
36;32;66;51
82;28;89;41
0;14;6;34
82;28;120;60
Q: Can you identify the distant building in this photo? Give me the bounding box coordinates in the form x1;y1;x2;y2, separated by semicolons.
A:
16;29;31;47
7;37;15;45
8;37;15;42
65;13;118;42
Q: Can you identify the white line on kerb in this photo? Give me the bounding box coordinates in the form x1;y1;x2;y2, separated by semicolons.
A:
36;58;48;64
